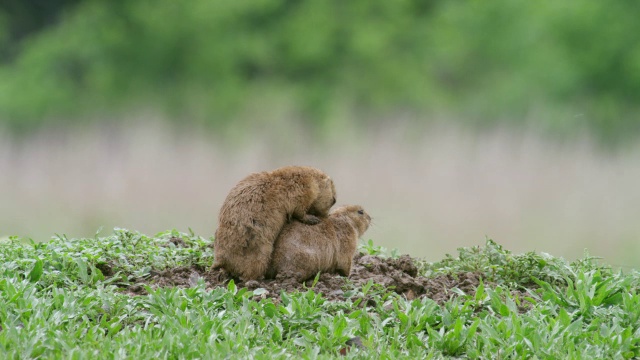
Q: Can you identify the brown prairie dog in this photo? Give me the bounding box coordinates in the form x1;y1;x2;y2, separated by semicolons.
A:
266;205;371;282
212;166;337;280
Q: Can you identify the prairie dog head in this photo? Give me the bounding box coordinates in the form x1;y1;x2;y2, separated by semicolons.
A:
309;176;337;216
330;205;371;236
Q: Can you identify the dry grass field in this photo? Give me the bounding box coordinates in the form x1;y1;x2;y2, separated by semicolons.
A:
2;119;639;268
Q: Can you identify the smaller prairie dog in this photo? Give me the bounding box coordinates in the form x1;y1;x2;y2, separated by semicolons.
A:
267;205;371;282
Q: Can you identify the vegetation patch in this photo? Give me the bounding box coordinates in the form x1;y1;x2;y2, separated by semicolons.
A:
2;1;640;144
1;229;639;358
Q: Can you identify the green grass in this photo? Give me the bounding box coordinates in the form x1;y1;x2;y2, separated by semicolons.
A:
1;230;640;358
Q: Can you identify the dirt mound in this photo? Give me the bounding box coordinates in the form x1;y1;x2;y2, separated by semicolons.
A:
124;252;485;304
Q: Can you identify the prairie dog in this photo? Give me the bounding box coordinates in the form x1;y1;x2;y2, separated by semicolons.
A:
213;166;336;280
266;205;371;282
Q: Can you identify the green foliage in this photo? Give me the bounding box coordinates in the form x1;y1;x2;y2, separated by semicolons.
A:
423;238;602;287
0;0;639;144
1;230;640;358
0;228;214;289
358;239;401;259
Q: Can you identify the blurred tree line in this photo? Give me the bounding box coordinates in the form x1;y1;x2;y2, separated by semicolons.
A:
1;0;639;144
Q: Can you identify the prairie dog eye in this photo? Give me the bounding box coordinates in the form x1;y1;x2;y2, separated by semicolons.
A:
357;209;364;215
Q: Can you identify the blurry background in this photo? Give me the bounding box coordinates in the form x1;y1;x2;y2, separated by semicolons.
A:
1;0;639;266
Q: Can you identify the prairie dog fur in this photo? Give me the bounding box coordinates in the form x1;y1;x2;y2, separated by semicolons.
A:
213;166;336;280
266;205;371;282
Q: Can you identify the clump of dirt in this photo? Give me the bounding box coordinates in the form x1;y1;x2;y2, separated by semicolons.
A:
123;251;489;305
95;261;115;277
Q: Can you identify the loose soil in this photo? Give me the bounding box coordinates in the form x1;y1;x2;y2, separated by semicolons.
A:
122;251;494;305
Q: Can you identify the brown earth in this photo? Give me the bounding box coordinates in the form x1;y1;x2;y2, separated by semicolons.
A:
114;237;533;312
121;250;495;305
